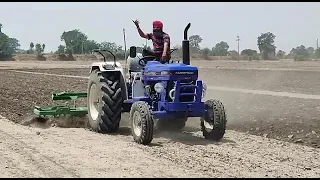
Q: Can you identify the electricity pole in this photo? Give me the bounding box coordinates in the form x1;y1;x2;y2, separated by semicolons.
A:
317;38;319;60
123;28;127;60
236;35;240;62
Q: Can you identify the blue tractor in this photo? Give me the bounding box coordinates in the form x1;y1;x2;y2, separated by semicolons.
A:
87;23;227;145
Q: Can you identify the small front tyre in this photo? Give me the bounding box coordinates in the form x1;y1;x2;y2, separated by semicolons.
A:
201;99;227;141
130;101;154;145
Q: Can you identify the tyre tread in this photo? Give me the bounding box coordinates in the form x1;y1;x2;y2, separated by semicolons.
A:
201;99;227;141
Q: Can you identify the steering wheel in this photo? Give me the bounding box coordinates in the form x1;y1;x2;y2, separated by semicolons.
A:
138;55;157;66
138;48;179;66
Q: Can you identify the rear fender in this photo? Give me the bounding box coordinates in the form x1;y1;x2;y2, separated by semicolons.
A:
90;61;123;73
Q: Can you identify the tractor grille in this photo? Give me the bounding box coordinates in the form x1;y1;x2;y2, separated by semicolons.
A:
179;80;196;102
166;80;197;102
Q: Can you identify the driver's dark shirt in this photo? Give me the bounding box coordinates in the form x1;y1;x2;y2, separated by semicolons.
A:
146;32;170;55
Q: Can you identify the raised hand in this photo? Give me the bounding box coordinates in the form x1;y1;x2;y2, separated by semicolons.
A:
132;19;140;28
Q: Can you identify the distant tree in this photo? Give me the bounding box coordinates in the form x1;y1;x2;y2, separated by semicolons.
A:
228;50;239;55
0;37;20;56
200;47;211;59
0;24;20;60
30;42;34;49
0;33;9;54
307;47;314;57
228;50;239;60
83;40;99;54
15;49;27;54
60;29;88;54
276;50;286;59
28;42;34;54
257;32;276;60
287;47;296;58
292;45;309;61
65;46;73;55
315;48;320;59
241;49;259;60
99;41;118;51
241;49;257;56
6;38;20;55
211;41;229;56
35;43;44;55
189;35;202;52
56;45;65;54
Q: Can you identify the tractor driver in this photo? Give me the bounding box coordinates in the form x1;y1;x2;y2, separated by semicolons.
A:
132;19;171;63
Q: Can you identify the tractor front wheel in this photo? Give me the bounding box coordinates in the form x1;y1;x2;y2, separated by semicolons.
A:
200;99;227;141
130;101;154;145
87;70;122;133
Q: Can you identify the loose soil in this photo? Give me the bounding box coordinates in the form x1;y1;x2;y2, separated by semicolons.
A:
1;68;320;148
1;60;320;177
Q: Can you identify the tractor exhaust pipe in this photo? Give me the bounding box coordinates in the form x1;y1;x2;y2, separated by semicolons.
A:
182;23;191;65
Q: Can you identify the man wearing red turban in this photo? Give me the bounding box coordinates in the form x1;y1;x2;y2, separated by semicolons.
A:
133;19;171;63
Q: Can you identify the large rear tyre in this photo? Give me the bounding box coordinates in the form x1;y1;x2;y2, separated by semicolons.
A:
130;101;154;145
87;70;122;133
201;99;227;141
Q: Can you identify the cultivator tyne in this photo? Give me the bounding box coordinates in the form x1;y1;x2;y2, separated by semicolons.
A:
33;92;88;117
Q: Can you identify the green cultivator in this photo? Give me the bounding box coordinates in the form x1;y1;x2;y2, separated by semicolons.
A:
33;92;88;117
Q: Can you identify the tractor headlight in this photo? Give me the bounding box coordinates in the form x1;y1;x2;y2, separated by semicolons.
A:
154;83;165;93
202;83;207;98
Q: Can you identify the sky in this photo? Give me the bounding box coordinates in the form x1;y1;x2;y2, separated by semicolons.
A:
1;2;319;53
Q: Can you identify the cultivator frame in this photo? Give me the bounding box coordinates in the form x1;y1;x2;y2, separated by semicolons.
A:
33;92;88;117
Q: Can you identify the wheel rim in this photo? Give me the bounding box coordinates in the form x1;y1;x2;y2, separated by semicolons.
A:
132;111;142;137
89;83;99;121
204;108;214;132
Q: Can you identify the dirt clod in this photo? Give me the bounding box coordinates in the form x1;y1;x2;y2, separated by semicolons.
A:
288;135;294;139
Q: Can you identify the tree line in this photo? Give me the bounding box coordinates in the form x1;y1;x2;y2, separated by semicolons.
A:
1;22;320;61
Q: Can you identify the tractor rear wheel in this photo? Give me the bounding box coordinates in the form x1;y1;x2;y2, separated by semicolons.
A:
87;70;122;133
130;101;154;145
201;99;227;141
